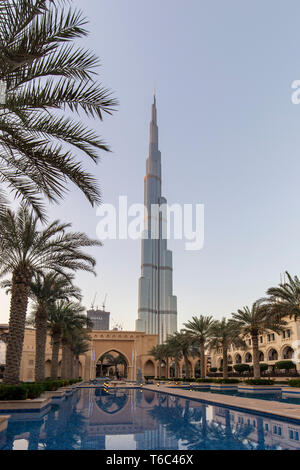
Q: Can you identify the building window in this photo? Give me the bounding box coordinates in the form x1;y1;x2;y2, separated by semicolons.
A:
283;330;291;339
28;359;34;366
260;336;263;343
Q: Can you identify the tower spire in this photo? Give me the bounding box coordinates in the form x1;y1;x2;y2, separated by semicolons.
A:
149;94;158;155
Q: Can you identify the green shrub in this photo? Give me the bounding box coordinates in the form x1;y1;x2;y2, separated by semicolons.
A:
259;363;268;371
288;379;300;388
275;361;296;370
213;378;240;384
234;364;250;373
23;383;45;399
244;379;274;386
195;378;213;383
0;384;28;400
209;368;217;372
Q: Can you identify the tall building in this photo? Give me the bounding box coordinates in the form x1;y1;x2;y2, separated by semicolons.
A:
136;95;177;343
87;309;110;331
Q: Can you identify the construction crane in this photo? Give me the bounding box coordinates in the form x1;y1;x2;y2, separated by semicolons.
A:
91;292;97;310
102;293;108;311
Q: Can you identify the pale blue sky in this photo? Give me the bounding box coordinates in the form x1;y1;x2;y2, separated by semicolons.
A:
1;0;300;330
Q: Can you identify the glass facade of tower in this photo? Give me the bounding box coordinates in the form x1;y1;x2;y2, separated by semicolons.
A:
136;97;177;344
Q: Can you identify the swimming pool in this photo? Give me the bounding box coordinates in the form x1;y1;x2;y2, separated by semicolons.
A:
0;387;299;450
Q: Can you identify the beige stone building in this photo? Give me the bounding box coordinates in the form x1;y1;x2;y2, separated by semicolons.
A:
0;326;207;382
209;316;300;374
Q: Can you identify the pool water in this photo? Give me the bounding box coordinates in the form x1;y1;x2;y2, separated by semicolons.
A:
0;387;300;450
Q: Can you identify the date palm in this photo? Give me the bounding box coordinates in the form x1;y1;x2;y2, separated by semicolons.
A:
47;300;88;379
169;331;194;379
208;318;245;379
183;315;214;378
28;272;81;382
0;205;101;384
264;271;300;320
166;336;183;378
0;0;117;217
149;345;165;379
65;315;91;379
231;301;286;379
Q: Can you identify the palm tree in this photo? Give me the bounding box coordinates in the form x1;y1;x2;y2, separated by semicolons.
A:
183;315;214;378
48;300;79;380
149;345;165;379
28;272;81;382
231;301;286;379
59;304;89;380
0;0;117;217
0;205;101;384
166;335;183;378
264;271;300;320
169;331;194;379
71;329;90;379
208;318;245;379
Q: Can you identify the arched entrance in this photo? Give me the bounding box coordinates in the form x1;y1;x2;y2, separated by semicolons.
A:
144;359;155;377
282;346;294;360
96;350;128;379
245;352;252;363
235;353;242;364
259;351;264;362
268;348;278;361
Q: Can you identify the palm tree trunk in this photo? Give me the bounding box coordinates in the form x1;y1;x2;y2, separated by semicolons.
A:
74;357;79;378
223;346;228;379
184;354;190;378
61;338;68;379
51;332;60;379
200;340;205;378
66;345;73;379
166;357;169;379
175;359;180;378
35;306;48;382
3;269;32;384
252;334;260;379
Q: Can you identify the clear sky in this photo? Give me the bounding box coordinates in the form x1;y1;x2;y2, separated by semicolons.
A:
1;0;300;330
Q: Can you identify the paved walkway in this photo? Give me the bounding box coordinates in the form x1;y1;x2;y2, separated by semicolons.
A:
144;384;300;421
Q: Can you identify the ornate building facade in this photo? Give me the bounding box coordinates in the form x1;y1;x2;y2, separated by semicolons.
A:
209;316;300;373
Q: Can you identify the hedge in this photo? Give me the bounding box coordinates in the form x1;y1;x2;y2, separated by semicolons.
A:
195;378;214;383
0;378;82;401
243;379;275;385
213;378;240;384
275;361;296;370
233;364;250;373
288;379;300;388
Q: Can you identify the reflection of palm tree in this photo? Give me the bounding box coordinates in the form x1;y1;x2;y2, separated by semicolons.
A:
150;398;256;450
94;388;128;414
42;394;87;450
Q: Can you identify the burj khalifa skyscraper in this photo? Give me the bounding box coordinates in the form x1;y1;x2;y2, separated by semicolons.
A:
135;96;177;344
